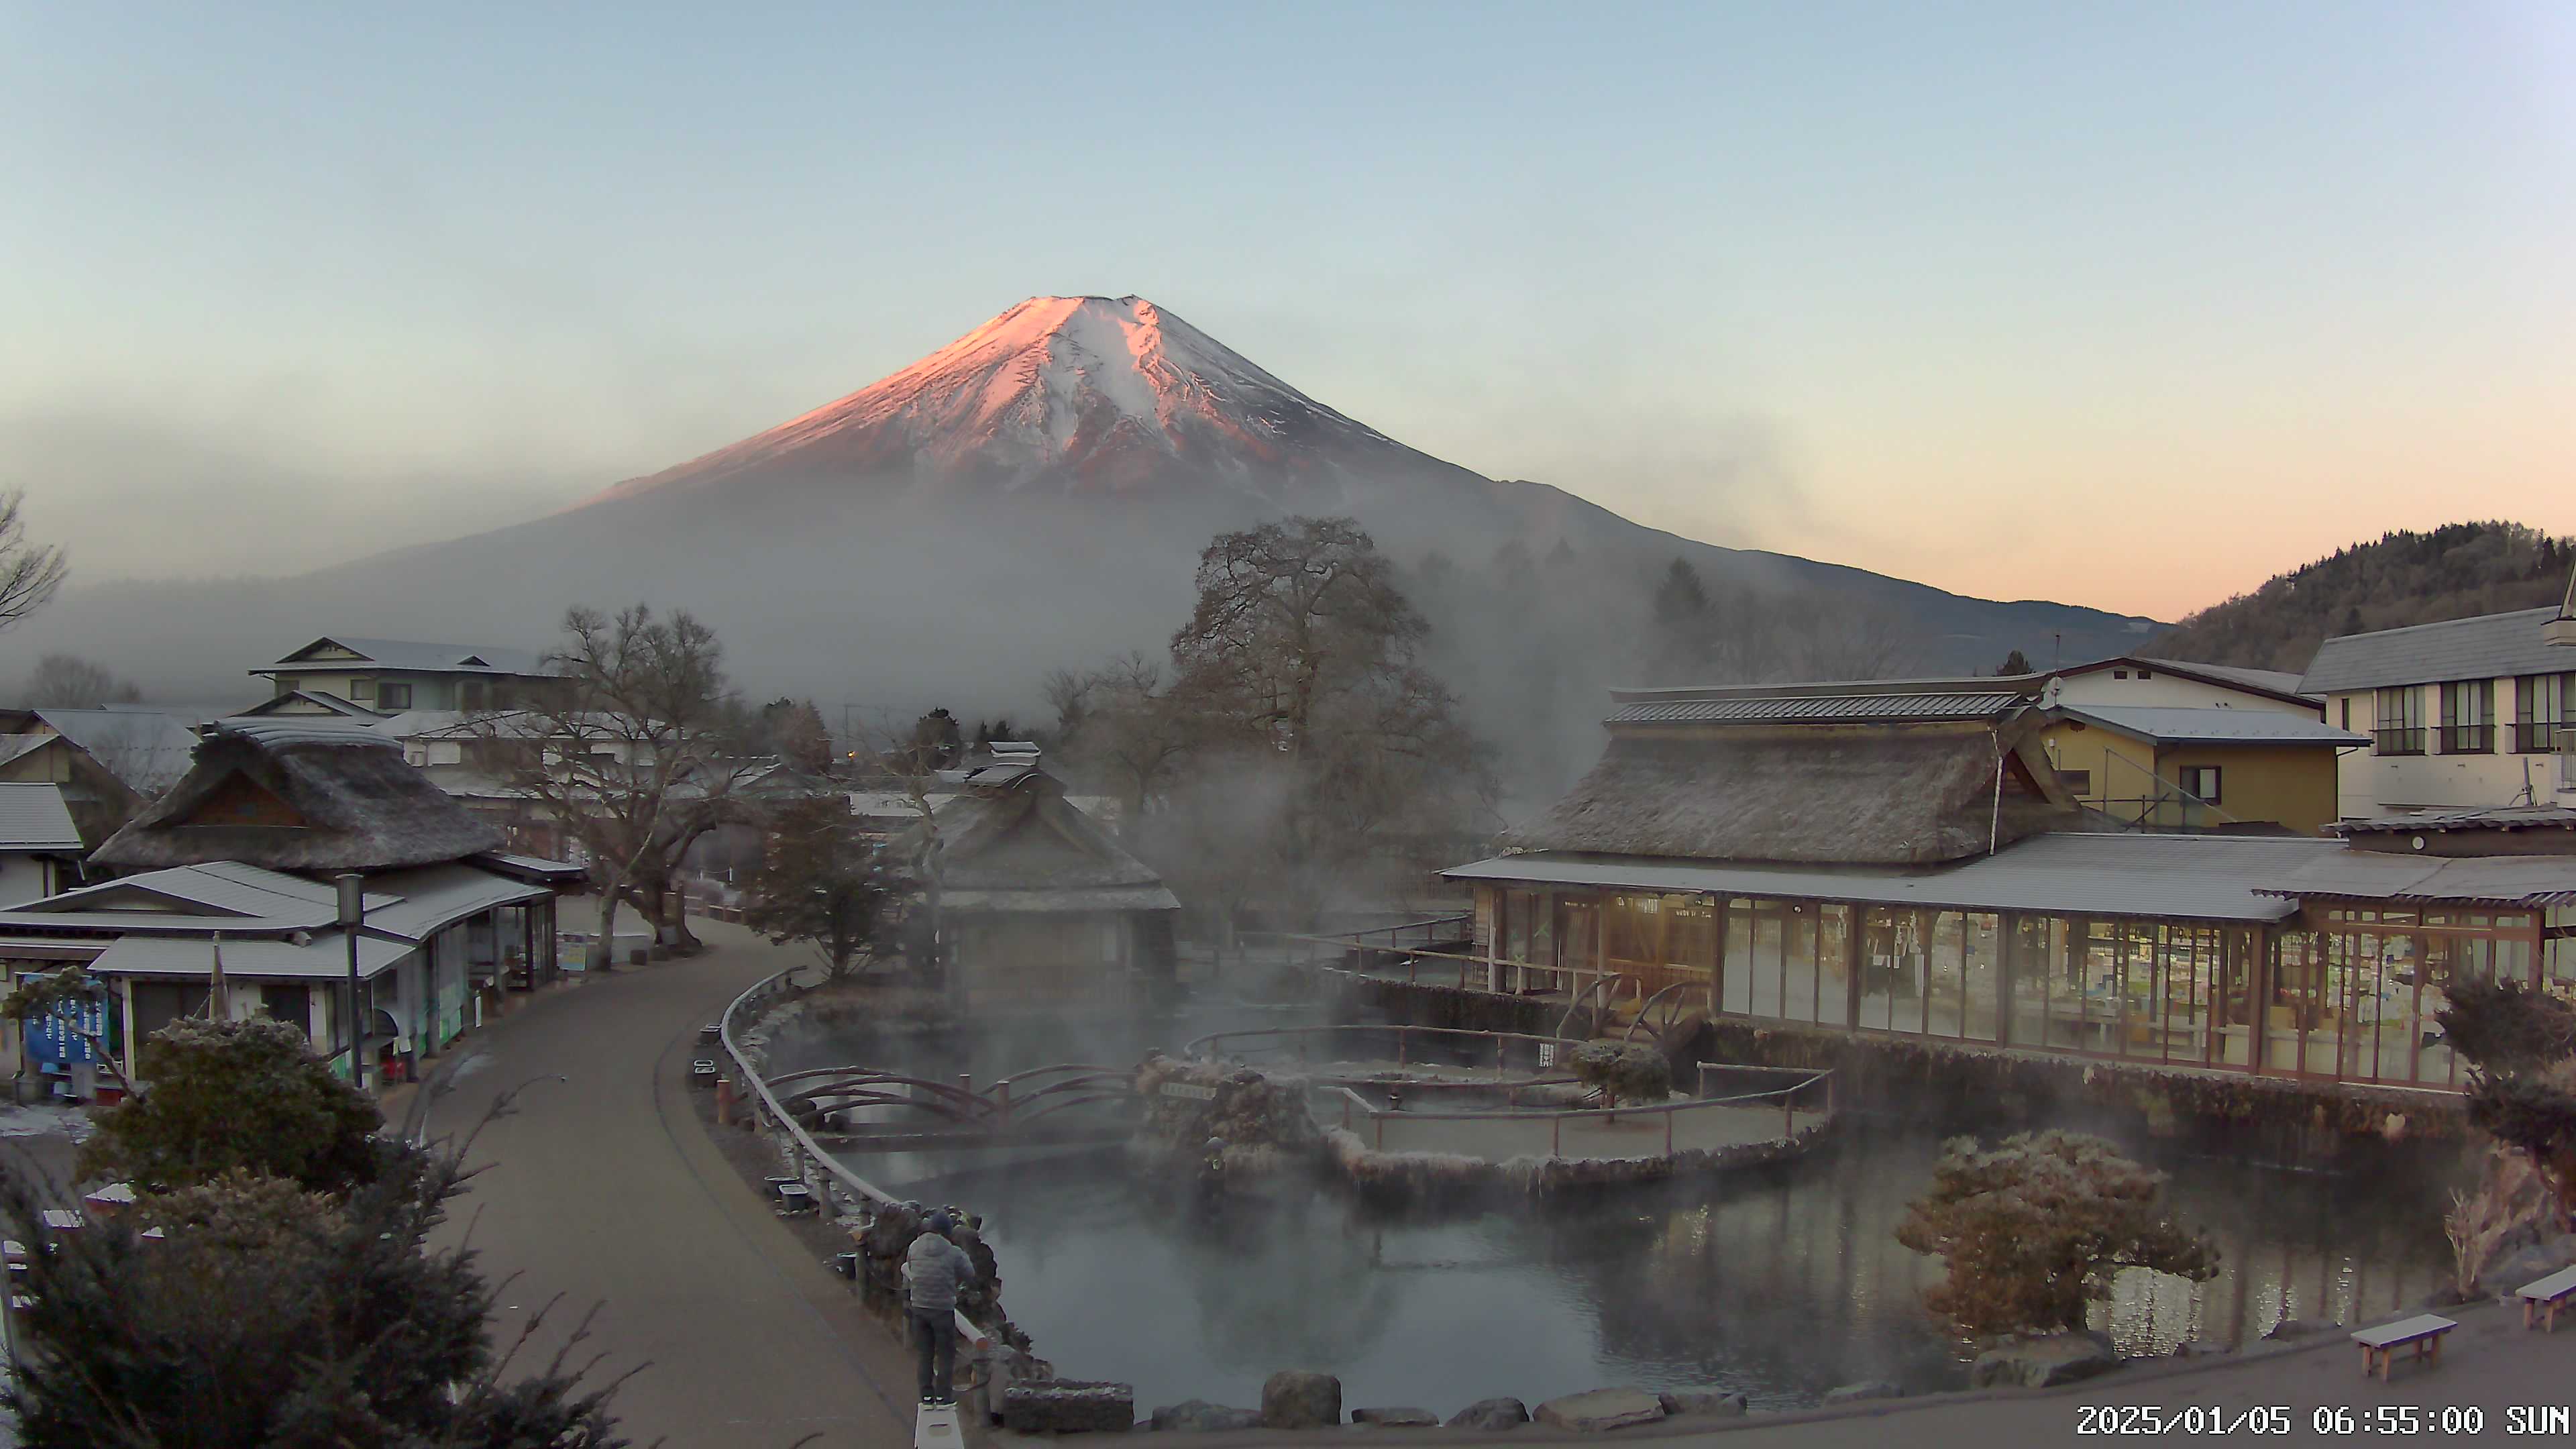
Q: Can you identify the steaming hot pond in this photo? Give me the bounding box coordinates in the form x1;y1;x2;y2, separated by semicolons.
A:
769;1014;2453;1414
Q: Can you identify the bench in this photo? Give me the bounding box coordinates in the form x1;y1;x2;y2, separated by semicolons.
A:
2353;1314;2456;1380
2520;1267;2576;1333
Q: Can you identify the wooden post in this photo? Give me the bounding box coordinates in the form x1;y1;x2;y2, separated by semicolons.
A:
1664;1107;1674;1157
1551;1114;1562;1157
1396;1027;1407;1065
1710;895;1729;1015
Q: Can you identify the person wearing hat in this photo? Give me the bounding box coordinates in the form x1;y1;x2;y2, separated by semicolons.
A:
900;1210;977;1405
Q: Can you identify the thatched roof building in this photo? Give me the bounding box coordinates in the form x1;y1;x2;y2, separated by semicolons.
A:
91;719;502;873
929;759;1179;914
1516;684;2078;867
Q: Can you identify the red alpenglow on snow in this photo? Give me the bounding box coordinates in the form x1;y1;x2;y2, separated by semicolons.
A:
591;295;1421;505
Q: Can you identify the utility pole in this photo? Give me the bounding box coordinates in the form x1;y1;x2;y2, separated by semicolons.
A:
337;873;367;1089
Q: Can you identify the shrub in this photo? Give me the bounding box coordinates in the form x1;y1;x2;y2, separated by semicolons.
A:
78;1016;383;1196
1895;1129;2217;1338
1569;1042;1671;1105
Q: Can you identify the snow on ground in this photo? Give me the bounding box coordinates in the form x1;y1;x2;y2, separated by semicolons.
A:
0;1103;95;1142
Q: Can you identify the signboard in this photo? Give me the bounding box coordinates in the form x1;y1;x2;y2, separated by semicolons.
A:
19;981;111;1068
1159;1082;1218;1101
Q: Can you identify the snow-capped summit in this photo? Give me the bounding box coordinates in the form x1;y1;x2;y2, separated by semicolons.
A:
590;295;1434;506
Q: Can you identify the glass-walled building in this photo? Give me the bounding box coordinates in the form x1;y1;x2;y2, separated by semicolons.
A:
1447;682;2576;1095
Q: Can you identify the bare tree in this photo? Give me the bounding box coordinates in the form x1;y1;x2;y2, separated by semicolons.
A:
1046;652;1201;823
0;490;68;633
473;605;755;967
1150;517;1495;927
24;653;142;708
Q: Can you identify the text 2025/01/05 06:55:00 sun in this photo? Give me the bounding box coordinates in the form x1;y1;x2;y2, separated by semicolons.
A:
2076;1405;2573;1434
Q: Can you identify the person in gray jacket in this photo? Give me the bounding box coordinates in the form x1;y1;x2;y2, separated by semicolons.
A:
900;1210;977;1405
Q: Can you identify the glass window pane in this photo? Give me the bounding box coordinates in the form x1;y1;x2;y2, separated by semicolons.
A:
1816;904;1852;1026
1962;912;2001;1042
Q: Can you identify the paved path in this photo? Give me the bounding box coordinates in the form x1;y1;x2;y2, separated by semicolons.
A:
421;920;918;1449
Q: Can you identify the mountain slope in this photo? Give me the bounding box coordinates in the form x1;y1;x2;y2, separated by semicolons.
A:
2154;522;2573;672
22;294;2157;784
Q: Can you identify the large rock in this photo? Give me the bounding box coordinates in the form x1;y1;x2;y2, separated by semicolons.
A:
1968;1332;2120;1389
2482;1235;2576;1294
2263;1319;2322;1340
1351;1407;1440;1427
1261;1371;1343;1430
1002;1381;1135;1434
1446;1398;1530;1431
1656;1390;1749;1417
1821;1381;1900;1405
1533;1388;1665;1432
1150;1401;1264;1433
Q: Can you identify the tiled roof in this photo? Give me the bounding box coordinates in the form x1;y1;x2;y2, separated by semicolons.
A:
1607;692;2027;726
2300;607;2573;694
266;637;551;676
0;784;82;852
2332;805;2576;836
1444;833;2347;923
2131;657;2317;702
30;709;201;796
2050;705;2367;745
2257;851;2576;908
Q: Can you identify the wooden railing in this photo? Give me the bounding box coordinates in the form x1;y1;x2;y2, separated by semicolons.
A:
1326;1064;1837;1159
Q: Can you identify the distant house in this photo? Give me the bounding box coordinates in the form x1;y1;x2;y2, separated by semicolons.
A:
2300;573;2576;819
247;635;559;716
0;784;83;906
0;707;203;847
2025;656;2356;836
0;719;571;1094
908;753;1179;1007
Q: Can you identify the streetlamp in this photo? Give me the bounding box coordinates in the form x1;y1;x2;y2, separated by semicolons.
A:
336;873;366;1089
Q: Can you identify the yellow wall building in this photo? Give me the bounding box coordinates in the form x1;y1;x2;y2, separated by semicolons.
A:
2038;706;2361;836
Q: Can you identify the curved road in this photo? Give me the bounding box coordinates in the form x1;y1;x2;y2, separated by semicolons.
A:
422;918;917;1449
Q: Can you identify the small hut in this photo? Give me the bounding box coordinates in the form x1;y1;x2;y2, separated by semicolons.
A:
915;755;1179;1008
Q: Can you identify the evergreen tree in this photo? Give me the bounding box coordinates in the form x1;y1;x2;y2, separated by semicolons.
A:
1996;648;2034;676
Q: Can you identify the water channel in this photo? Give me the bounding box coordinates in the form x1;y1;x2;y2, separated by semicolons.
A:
769;1006;2455;1415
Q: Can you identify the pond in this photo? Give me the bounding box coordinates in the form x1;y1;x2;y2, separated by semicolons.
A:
769;1008;2456;1414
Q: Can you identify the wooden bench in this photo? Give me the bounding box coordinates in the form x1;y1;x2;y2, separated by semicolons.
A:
2353;1314;2457;1380
2520;1267;2576;1333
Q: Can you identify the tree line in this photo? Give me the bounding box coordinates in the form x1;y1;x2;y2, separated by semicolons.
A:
2153;521;2574;673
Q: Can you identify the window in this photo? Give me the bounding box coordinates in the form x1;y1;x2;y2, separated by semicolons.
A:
2374;686;2425;755
2339;698;2351;731
2517;674;2575;753
2112;669;2129;680
348;678;375;701
2057;769;2094;796
2179;765;2221;804
2439;679;2494;754
462;682;488;711
376;681;413;710
2137;669;2153;679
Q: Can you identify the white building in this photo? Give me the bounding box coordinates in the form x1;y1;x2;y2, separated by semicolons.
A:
2301;584;2576;819
0;784;83;906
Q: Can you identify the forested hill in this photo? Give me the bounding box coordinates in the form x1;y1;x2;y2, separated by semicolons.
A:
2151;522;2573;674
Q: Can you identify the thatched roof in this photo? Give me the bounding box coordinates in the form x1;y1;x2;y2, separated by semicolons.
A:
91;719;503;873
919;764;1178;912
1516;720;2076;867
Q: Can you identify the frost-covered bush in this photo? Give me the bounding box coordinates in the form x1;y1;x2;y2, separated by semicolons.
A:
1895;1129;2216;1338
1568;1042;1670;1106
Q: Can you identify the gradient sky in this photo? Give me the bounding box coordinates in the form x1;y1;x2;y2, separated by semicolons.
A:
5;3;2571;619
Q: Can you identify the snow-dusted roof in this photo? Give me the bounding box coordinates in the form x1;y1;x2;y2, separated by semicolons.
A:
262;636;552;678
0;784;82;853
2049;705;2367;746
29;708;201;796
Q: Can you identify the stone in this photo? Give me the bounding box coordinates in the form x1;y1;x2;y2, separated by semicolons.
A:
1151;1401;1265;1433
2169;1339;2232;1359
2481;1234;2576;1294
1351;1407;1440;1427
1656;1391;1748;1417
1446;1398;1530;1431
1003;1380;1136;1435
2263;1319;2322;1340
1262;1371;1344;1430
1532;1388;1666;1432
1821;1381;1901;1405
1968;1332;2120;1389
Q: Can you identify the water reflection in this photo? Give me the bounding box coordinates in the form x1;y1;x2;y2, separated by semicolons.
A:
782;1014;2452;1413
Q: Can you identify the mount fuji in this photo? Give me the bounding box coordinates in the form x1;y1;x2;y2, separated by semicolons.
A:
25;294;2157;775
